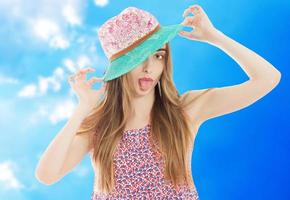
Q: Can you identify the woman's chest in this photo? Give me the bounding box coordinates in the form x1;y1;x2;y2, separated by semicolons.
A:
90;120;201;191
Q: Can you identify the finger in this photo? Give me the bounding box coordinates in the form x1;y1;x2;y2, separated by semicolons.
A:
77;67;96;76
183;4;201;17
74;68;82;75
189;4;202;11
178;30;193;38
80;67;96;73
87;77;104;86
72;69;82;81
99;85;106;93
67;75;75;84
74;67;95;76
181;16;199;28
75;67;96;81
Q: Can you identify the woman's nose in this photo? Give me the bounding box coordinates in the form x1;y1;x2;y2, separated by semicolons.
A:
142;58;152;73
144;68;150;73
143;65;152;74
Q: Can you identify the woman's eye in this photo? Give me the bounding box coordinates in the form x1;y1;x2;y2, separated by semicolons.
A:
155;54;164;60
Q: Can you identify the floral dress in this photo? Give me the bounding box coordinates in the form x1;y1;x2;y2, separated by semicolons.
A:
91;124;199;200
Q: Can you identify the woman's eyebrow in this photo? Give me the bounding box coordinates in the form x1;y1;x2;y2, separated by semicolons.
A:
156;48;167;53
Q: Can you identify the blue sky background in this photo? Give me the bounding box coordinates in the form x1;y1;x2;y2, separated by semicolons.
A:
0;0;289;199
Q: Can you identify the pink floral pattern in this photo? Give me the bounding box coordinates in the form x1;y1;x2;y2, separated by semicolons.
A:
97;7;160;61
91;124;200;199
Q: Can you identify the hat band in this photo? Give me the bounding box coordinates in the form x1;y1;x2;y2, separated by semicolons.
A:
109;24;161;62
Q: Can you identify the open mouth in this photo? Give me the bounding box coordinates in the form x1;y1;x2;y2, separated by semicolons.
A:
138;79;153;91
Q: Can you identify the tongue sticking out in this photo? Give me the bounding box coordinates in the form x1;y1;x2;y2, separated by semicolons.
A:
139;80;153;91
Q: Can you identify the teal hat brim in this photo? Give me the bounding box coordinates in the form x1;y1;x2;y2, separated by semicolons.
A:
102;23;184;82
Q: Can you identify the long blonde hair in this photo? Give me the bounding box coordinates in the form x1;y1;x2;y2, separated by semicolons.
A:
76;42;200;194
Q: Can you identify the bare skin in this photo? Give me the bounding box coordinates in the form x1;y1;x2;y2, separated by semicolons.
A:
179;4;280;125
124;44;167;130
34;68;105;185
35;4;281;188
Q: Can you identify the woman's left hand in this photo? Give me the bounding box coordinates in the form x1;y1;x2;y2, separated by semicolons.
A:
179;4;219;43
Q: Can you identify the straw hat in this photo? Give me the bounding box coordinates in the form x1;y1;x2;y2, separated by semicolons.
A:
97;7;184;82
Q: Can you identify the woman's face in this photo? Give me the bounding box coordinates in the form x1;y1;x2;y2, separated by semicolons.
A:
128;44;167;96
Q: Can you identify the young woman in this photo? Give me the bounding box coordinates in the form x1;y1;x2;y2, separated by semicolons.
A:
35;5;281;199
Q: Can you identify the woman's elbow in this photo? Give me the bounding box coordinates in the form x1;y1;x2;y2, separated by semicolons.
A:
265;71;281;88
34;167;60;186
271;71;281;87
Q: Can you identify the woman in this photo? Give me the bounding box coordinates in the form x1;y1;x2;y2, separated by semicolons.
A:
35;5;281;199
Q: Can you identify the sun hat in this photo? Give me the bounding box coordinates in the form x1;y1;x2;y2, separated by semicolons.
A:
97;6;184;82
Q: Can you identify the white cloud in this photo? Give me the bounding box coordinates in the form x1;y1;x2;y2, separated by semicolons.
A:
24;97;77;126
77;55;92;69
54;67;65;79
0;74;19;85
17;84;37;97
62;4;81;26
48;98;76;125
31;18;70;49
16;53;96;99
0;0;86;50
63;55;93;73
32;18;60;41
38;76;62;95
0;0;23;20
0;161;25;190
23;104;50;128
63;58;76;73
38;77;51;95
94;0;109;7
18;67;65;97
50;35;70;49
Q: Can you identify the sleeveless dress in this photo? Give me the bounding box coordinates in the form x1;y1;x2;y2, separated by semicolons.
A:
91;124;199;200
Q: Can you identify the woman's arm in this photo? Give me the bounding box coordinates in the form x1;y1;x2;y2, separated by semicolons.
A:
35;105;93;185
190;29;281;123
208;30;281;82
179;5;281;123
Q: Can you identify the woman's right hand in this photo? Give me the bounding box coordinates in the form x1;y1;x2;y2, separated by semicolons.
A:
67;67;107;114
